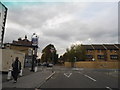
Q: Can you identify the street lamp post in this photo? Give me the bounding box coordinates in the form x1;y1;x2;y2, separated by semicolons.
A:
31;33;38;72
50;47;54;64
74;50;77;68
74;57;77;68
31;47;35;72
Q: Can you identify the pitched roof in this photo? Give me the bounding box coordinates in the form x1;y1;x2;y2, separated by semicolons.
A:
92;44;105;50
103;44;119;50
115;44;120;49
81;45;94;50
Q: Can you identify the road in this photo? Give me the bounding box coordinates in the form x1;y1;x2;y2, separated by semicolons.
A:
39;66;119;89
2;66;119;90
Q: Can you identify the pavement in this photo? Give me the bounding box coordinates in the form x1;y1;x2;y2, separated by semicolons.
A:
2;66;55;89
2;66;43;83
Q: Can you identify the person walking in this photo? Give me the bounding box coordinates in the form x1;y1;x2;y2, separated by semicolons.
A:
12;57;21;83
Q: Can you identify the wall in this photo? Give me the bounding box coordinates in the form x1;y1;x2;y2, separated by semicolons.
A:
0;49;25;72
65;61;120;69
64;62;71;68
86;50;94;61
94;50;106;61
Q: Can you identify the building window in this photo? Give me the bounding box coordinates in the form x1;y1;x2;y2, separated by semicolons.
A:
110;50;117;53
110;55;118;60
86;55;93;59
97;55;105;59
87;50;92;53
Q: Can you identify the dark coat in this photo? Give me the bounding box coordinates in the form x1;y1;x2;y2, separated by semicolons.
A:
12;60;21;74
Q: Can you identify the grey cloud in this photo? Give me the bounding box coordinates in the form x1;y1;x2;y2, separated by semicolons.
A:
4;2;118;56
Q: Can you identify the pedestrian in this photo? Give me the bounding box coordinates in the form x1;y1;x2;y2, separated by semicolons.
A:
12;57;21;83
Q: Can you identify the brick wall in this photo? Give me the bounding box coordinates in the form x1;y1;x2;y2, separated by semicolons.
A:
65;61;120;69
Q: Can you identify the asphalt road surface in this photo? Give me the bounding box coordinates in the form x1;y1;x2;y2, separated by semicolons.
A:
39;67;119;90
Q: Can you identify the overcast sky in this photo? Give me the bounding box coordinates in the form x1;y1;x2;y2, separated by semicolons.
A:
2;1;118;57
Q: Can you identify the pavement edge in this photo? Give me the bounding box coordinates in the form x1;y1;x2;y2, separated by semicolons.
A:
36;71;56;89
46;71;56;81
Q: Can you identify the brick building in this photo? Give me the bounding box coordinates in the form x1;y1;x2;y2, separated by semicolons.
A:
81;44;120;61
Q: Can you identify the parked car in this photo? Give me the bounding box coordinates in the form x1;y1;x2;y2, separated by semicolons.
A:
43;62;47;66
47;63;53;67
38;63;43;66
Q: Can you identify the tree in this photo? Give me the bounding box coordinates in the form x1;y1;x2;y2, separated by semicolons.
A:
41;53;46;63
41;44;58;64
63;44;86;62
74;44;86;61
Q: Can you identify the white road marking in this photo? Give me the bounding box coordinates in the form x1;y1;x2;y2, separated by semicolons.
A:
106;86;112;90
64;73;72;78
72;68;84;71
46;71;55;80
84;75;96;82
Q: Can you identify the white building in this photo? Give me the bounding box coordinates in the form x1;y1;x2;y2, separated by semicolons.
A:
0;48;25;72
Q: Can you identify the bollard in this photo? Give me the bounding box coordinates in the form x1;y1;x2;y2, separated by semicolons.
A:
7;69;12;80
34;66;38;72
19;69;23;77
